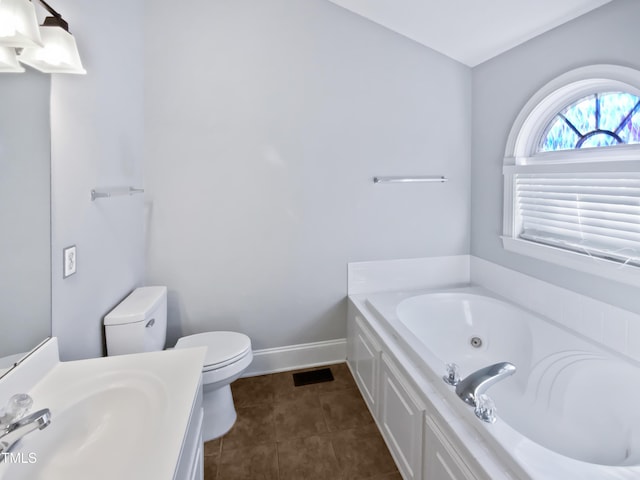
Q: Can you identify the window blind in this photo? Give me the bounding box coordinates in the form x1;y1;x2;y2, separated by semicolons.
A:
516;172;640;266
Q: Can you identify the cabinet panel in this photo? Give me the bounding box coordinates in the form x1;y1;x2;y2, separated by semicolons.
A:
347;302;496;480
424;415;478;480
174;382;204;480
353;316;381;414
380;354;424;480
189;436;204;480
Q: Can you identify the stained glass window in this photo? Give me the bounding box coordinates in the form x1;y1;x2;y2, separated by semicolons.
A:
539;92;640;152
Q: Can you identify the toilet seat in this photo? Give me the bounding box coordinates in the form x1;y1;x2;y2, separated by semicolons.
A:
175;331;251;371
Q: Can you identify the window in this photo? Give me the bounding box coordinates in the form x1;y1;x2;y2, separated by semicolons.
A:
540;92;640;151
502;65;640;286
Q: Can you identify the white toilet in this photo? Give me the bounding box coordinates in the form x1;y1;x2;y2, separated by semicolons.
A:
103;286;252;441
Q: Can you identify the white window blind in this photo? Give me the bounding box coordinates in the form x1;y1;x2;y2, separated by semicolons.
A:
501;66;640;284
516;172;640;266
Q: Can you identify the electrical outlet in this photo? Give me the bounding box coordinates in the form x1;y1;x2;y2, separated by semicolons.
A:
63;245;77;278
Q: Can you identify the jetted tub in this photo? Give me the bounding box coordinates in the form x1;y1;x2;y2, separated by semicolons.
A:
363;286;640;479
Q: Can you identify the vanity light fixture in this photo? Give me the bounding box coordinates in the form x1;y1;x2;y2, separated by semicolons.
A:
17;0;85;74
0;45;24;71
0;0;43;48
0;0;85;74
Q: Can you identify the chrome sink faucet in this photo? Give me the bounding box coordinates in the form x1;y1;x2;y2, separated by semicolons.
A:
0;409;51;461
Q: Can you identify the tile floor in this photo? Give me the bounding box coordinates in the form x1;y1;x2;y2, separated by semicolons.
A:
203;363;401;480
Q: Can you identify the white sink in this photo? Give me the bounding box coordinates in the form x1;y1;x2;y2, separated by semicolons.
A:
0;339;205;480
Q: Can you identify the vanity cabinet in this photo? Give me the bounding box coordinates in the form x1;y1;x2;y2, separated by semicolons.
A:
0;339;206;480
174;382;204;480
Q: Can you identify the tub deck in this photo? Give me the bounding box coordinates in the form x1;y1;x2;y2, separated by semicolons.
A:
350;285;640;479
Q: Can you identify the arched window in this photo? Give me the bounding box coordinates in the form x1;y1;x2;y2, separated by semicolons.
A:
540;92;640;151
502;65;640;286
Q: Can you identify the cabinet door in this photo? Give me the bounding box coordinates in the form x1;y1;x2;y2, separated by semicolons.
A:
189;441;204;480
174;383;204;480
423;415;479;480
380;353;425;480
351;316;381;415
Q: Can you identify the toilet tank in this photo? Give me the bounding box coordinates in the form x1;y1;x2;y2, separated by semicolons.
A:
104;286;168;356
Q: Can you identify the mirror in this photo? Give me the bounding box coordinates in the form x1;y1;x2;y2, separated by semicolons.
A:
0;69;51;375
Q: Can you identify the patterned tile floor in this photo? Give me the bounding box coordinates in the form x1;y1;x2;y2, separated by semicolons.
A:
203;363;401;480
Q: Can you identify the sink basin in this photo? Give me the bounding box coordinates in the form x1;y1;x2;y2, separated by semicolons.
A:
3;372;167;479
0;340;205;480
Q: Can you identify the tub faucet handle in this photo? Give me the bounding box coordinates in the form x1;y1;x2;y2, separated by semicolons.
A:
443;363;461;386
474;394;497;424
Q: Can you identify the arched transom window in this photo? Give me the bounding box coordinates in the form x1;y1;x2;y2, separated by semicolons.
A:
540;92;640;151
502;66;640;286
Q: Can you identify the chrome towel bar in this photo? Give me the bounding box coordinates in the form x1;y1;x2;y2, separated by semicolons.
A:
91;187;144;201
373;176;448;184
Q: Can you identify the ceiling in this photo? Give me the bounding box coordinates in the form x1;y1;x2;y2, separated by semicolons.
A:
328;0;613;67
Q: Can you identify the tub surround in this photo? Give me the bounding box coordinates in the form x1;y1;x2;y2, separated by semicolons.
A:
347;256;640;479
349;255;640;365
0;338;205;480
348;255;471;295
471;257;640;362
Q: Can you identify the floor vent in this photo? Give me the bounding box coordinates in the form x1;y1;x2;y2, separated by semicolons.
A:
292;367;334;386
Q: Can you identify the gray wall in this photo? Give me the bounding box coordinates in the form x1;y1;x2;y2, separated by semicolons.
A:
144;0;471;349
0;70;50;358
471;0;640;312
50;0;145;360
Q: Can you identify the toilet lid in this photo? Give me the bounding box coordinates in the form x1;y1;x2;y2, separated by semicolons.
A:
175;332;251;370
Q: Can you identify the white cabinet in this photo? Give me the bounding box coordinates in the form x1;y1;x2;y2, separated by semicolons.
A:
380;353;425;480
347;300;490;480
423;415;480;480
349;315;381;415
174;382;204;480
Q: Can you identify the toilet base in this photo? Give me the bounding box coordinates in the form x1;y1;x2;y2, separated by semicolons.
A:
202;384;237;441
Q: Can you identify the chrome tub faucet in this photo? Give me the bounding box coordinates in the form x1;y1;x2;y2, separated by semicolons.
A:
455;362;516;407
443;362;516;423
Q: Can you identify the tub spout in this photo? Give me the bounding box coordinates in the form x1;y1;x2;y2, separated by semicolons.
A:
455;362;516;407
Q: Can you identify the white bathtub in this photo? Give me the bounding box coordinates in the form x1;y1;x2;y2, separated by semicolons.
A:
363;286;640;479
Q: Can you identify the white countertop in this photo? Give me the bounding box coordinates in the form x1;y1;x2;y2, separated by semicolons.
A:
0;339;205;480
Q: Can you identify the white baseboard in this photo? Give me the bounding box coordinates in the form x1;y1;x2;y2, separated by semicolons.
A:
243;338;347;377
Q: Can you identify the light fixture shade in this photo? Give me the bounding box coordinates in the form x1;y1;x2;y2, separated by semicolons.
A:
17;25;85;74
0;0;42;48
0;45;23;71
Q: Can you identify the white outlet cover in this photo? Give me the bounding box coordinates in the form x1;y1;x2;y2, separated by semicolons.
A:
63;245;77;278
